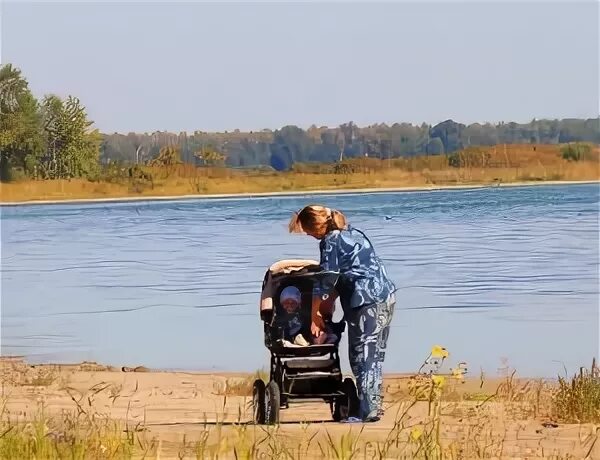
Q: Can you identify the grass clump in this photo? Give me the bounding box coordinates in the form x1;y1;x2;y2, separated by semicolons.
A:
213;369;269;397
553;359;600;424
0;403;152;459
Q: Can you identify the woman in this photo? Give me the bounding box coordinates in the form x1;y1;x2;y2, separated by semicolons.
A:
289;204;396;422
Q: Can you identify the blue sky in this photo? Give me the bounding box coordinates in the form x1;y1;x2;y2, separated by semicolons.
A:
2;1;598;133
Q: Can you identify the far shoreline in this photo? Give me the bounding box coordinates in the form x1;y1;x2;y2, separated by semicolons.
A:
1;179;598;207
0;356;564;380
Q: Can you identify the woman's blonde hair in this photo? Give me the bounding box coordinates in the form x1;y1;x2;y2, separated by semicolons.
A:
288;205;348;235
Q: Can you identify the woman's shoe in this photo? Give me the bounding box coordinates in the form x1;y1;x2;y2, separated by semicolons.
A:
340;416;363;424
340;415;380;423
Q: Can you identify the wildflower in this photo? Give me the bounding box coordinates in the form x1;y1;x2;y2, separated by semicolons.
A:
452;367;466;380
430;345;449;359
410;427;423;441
431;375;446;388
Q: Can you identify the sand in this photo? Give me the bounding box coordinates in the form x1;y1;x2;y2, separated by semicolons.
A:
1;358;598;459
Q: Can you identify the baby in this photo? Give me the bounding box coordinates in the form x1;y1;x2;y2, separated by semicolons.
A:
279;286;338;346
279;286;310;346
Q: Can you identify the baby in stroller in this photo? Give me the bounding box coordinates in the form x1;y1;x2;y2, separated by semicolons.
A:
278;286;337;346
255;259;358;425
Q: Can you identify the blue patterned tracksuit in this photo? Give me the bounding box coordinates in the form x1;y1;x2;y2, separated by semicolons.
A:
345;294;395;419
314;225;396;420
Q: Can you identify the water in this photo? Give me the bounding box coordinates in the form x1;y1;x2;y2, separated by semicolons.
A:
1;184;598;378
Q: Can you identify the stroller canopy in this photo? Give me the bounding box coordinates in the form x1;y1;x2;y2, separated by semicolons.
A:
260;259;319;315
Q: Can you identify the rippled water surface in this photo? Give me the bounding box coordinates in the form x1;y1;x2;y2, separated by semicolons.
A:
1;184;598;377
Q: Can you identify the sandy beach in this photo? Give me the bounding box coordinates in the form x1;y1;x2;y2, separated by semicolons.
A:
1;357;598;459
1;179;598;207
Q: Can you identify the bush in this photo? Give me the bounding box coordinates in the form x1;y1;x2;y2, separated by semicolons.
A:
331;163;356;175
552;359;600;423
2;167;27;182
448;148;492;168
561;143;592;161
89;163;128;183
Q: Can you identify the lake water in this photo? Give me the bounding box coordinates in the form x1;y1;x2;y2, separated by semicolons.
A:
1;184;598;378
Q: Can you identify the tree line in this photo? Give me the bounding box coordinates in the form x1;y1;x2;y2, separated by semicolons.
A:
99;120;600;172
1;63;598;181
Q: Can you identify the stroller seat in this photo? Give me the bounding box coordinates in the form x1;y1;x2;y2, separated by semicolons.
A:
284;358;337;371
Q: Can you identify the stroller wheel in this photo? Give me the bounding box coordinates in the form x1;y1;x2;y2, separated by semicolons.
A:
265;381;281;425
252;379;266;424
333;377;359;422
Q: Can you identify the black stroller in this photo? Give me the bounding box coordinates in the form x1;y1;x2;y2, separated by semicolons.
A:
253;259;358;425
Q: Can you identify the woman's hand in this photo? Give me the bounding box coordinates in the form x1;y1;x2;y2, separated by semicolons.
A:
311;315;325;338
313;332;328;345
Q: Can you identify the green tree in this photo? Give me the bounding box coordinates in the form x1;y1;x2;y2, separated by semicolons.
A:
0;64;44;181
40;95;101;179
0;64;28;115
426;138;445;155
430;120;464;153
273;125;313;164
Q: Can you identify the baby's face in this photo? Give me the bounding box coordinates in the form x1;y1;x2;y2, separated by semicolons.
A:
282;299;300;314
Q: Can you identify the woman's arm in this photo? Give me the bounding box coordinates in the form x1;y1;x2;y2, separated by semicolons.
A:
312;234;341;336
311;295;325;337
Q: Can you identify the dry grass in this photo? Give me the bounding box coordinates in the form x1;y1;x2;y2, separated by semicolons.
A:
553;359;600;424
1;144;598;202
1;353;599;458
0;397;155;459
2;372;598;459
212;369;269;397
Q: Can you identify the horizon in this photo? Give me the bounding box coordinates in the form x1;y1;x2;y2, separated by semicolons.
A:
2;1;599;133
99;115;598;136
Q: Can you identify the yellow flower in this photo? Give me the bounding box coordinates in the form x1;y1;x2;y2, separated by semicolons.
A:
431;374;446;388
430;345;449;359
452;367;466;380
410;427;423;441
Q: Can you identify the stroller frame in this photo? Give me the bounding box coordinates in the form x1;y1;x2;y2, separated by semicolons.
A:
253;260;358;425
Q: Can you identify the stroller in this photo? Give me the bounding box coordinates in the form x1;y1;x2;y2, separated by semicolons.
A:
252;259;359;425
